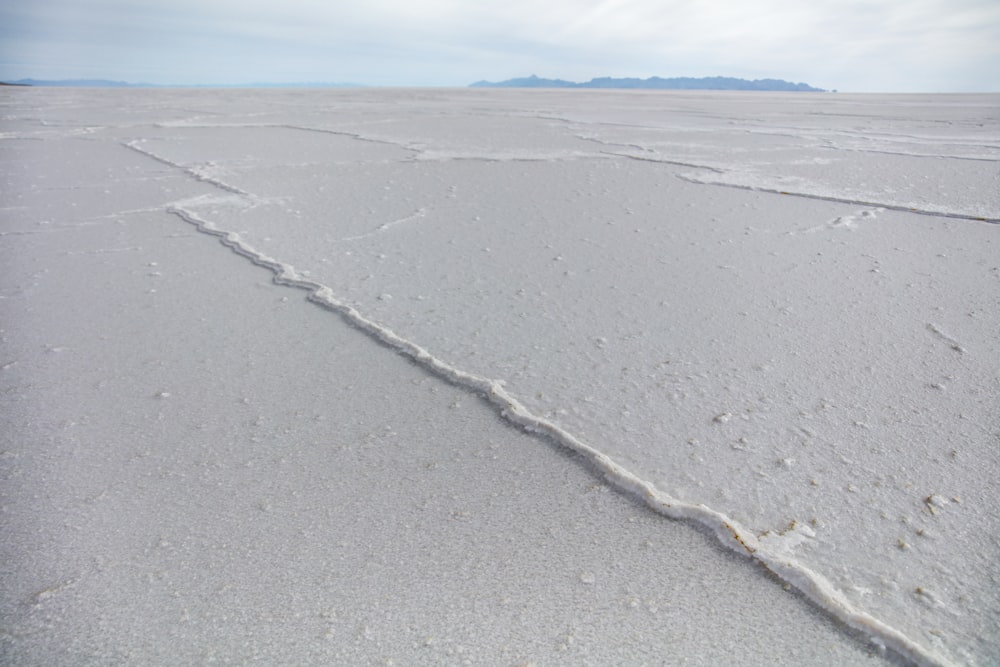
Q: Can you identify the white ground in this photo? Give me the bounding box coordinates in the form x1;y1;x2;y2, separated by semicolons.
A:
1;88;998;666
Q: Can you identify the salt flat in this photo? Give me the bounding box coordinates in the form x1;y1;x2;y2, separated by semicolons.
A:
1;87;998;666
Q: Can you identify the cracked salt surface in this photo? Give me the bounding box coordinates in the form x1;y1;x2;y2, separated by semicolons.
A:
2;87;998;666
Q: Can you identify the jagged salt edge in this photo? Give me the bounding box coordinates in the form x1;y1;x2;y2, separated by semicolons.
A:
673;172;1000;225
123;140;251;197
163;207;955;667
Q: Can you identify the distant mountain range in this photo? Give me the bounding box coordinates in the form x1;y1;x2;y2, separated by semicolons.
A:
2;76;825;92
470;75;825;92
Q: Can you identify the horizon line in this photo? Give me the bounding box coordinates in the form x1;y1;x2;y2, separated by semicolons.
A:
2;77;997;94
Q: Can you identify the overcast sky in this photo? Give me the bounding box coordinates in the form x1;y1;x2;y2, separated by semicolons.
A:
1;0;998;91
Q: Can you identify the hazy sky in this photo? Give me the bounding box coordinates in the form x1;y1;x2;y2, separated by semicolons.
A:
2;0;998;91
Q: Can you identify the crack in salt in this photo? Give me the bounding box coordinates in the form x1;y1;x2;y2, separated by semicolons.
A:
123;139;955;667
122;140;252;197
165;201;956;667
675;173;1000;225
338;207;428;241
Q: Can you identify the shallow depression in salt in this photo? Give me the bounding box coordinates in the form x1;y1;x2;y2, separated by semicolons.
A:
3;88;999;666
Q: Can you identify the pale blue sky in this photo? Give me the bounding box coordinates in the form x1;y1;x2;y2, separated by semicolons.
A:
2;0;998;91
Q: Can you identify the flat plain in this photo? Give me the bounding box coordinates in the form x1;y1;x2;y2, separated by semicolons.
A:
2;88;998;666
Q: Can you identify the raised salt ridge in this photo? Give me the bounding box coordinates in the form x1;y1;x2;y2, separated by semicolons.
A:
165;199;959;667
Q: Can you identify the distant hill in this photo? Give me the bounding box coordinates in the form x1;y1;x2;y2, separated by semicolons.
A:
471;75;825;92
